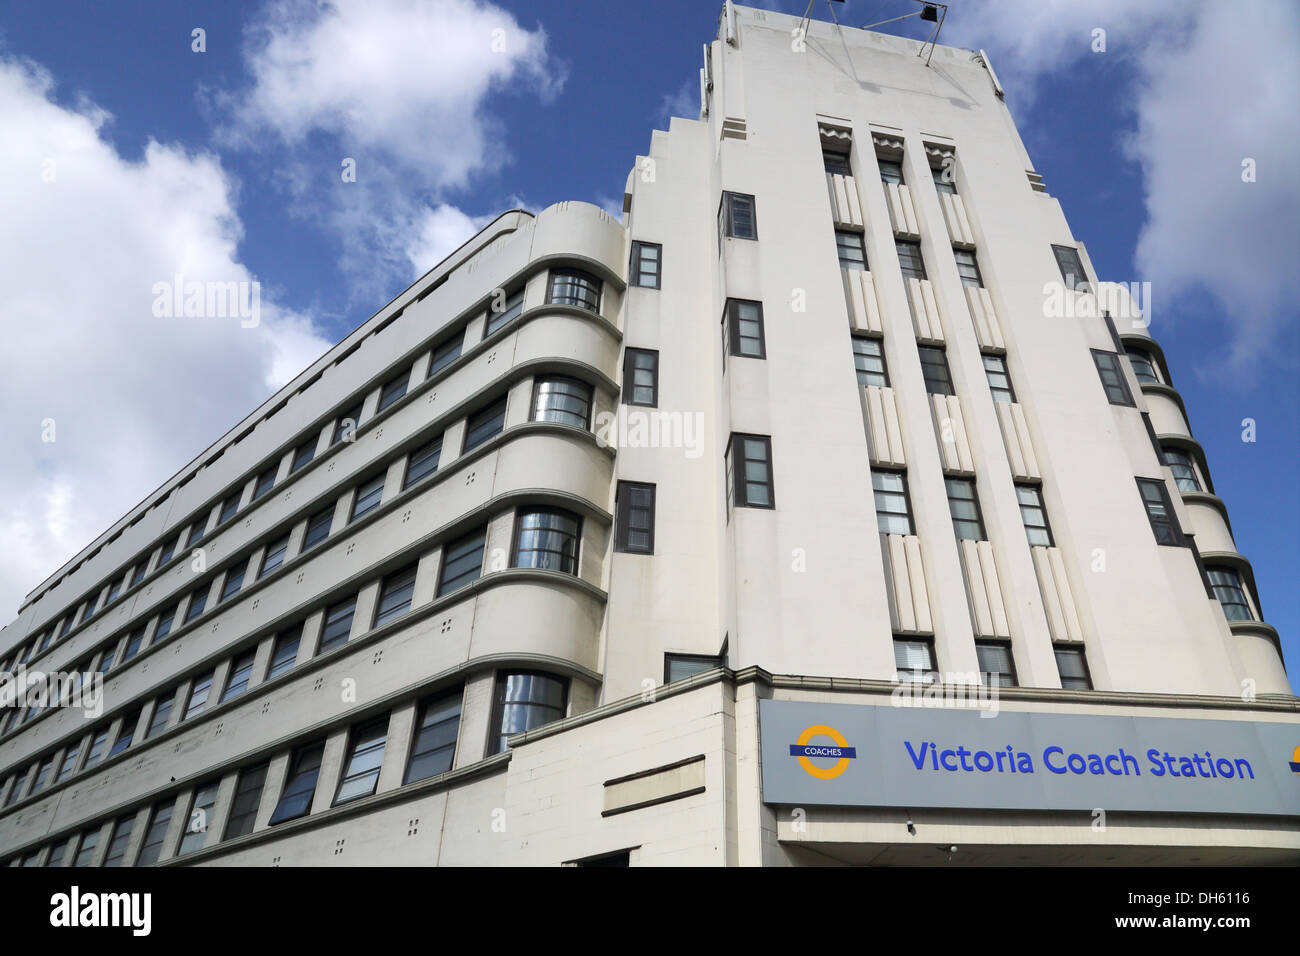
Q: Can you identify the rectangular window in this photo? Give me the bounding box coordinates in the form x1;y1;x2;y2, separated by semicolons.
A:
374;566;417;627
532;376;592;429
1052;244;1088;292
894;637;935;683
630;240;662;288
932;164;956;194
136;801;174;866
129;562;147;588
718;191;757;240
918;345;955;395
332;403;363;445
486;288;525;335
513;509;582;574
878;159;904;184
146;690;174;738
72;830;99;867
157;537;176;567
946;478;986;540
953;249;982;287
154;604;177;643
835;229;867;270
1208;567;1253;622
220;559;247;602
853;336;889;387
251;467;277;501
377;370;410;412
319;597;357;652
45;837;71;867
622;348;658;407
54;741;81;782
108;709;139;758
615;481;656;554
185;521;207;549
268;742;325;825
545;270;602;313
82;728;110;771
183;586;208;624
823;147;851;176
1162;446;1202;492
404;435;443;489
1016;484;1054;547
428;331;463;374
664;654;723;683
184;672;214;719
723;298;766;360
30;757;53;796
982;354;1015;402
81;596;97;622
1136;477;1181;545
335;718;389;805
438;528;486;595
463;396;507;452
1091;350;1134;406
404;690;462;784
1054;645;1092;690
726;434;775;510
223;763;269;840
871;470;913;535
59;614;76;638
221;651;257;702
290;439;316;473
259;534;290;578
119;626;145;664
302;507;333;550
895;240;927;280
267;626;302;680
218;493;240;524
976;641;1017;687
350;474;385;522
178;782;219;854
103;814;135;867
105;581;121;605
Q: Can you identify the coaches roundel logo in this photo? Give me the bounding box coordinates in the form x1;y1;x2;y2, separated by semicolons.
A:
1290;745;1300;775
789;724;857;780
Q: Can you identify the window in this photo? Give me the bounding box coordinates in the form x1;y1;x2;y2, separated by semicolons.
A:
120;626;145;664
103;814;135;867
82;728;110;771
1016;484;1054;547
302;507;333;550
1051;244;1088;292
72;829;99;867
95;643;117;674
718;191;757;240
852;336;889;387
30;757;53;796
45;837;71;868
723;298;766;360
54;741;81;782
268;742;325;825
404;690;462;784
836;229;867;270
267;626;302;679
252;467;276;501
531;376;593;430
429;331;463;374
185;671;214;719
332;403;363;445
726;434;775;510
486;287;525;335
37;629;54;652
154;604;177;642
319;597;357;652
894;638;935;683
335;719;389;805
374;566;417;626
221;651;257;702
178;782;219;854
513;509;581;574
58;614;75;638
823;147;851;176
918;345;955;395
878;159;904;184
615;482;656;554
982;354;1015;403
157;537;177;567
1054;645;1092;690
129;562;147;588
622;348;658;407
220;559;248;602
186;520;207;547
218;493;240;524
350;474;385;522
438;529;485;596
546;269;602;313
289;439;316;473
136;801;174;866
1127;346;1160;385
664;654;723;683
223;763;269;840
932;164;956;194
259;534;290;578
4;769;27;806
146;690;174;738
1207;567;1253;622
1136;477;1181;545
105;580;121;605
107;709;139;758
183;585;208;624
630;241;662;288
871;470;913;535
403;435;442;490
1163;446;1202;492
81;597;97;622
377;371;409;412
895;240;927;280
976;642;1017;687
491;672;568;754
946;478;986;540
1091;350;1134;406
953;249;982;287
463;396;507;452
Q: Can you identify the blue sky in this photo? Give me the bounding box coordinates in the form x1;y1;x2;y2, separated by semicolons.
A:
0;0;1296;688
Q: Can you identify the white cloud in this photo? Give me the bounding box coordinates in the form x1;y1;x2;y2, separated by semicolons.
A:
404;203;492;278
0;57;332;623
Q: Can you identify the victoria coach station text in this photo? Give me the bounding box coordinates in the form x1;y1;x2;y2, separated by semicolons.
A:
902;741;1257;780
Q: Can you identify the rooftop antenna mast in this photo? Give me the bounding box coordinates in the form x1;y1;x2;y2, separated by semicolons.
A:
797;0;846;41
860;1;949;67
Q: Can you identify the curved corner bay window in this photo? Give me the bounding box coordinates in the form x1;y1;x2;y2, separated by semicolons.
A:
404;690;462;784
531;376;592;429
268;742;325;825
1127;346;1160;385
334;719;389;805
545;269;602;314
513;509;581;575
491;672;568;754
1207;567;1253;622
1162;446;1202;492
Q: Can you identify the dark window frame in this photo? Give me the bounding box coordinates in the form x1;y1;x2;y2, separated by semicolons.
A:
511;508;582;575
1091;349;1135;407
614;481;656;555
462;396;508;453
852;335;890;388
918;345;955;395
722;298;767;360
871;468;914;535
975;640;1018;687
545;269;602;314
1051;244;1088;292
622;348;659;407
664;653;724;684
726;433;776;511
531;376;593;430
1136;477;1183;546
1054;644;1093;690
718;191;757;241
945;477;987;541
630;240;663;289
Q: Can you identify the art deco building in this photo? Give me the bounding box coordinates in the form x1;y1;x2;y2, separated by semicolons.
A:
1;2;1295;867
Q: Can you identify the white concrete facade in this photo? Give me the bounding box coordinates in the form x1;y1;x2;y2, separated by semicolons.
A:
0;4;1295;867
